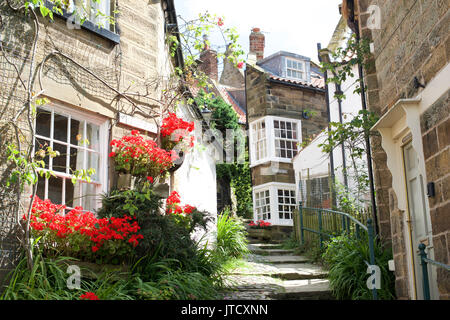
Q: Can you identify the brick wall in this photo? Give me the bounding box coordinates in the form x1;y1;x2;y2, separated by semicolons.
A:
357;0;449;299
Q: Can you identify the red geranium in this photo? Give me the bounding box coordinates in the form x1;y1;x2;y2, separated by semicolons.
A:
165;191;196;216
160;113;195;153
110;130;174;177
24;196;144;263
80;292;99;300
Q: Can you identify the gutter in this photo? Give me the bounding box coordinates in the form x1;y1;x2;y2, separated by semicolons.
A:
317;43;337;208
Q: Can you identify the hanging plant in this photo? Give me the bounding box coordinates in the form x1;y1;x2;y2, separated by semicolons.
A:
160;112;195;153
110;130;176;179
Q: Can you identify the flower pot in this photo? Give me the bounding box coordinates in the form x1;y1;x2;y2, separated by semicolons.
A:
168;151;184;173
153;182;170;198
117;173;132;190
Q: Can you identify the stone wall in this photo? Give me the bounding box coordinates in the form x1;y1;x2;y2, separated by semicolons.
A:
357;0;449;299
0;1;219;287
420;89;450;299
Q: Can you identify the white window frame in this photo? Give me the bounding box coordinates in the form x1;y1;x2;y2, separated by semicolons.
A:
285;58;306;81
249;116;302;167
33;103;109;212
252;182;296;226
65;0;111;30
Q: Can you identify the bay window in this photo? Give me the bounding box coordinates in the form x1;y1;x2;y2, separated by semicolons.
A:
253;183;296;226
34;104;108;213
249;116;301;166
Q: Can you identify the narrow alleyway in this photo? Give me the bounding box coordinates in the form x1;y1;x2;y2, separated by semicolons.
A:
221;234;333;300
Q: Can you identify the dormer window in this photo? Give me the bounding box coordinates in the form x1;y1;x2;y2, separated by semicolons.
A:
286;58;306;80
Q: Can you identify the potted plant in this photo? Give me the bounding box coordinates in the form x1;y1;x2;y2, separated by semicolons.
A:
110;130;175;188
248;220;272;240
160;113;195;172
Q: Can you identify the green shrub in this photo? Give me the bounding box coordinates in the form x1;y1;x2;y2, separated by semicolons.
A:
322;234;396;300
214;209;249;260
97;189;217;277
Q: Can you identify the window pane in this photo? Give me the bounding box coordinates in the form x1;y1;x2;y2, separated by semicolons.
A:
70;148;85;173
287;60;292;68
70;118;82;146
35;138;50;169
293;61;297;69
86;152;100;181
52;143;68;173
48;176;63;205
287;69;292;77
36;108;51;138
53;114;68;142
65;179;75;208
36;177;46;200
82;183;98;212
86;123;100;151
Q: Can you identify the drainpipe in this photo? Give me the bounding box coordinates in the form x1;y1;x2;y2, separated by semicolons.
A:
335;82;349;192
348;0;379;235
317;43;337;209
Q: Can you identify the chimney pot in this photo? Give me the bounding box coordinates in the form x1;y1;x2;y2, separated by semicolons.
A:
249;27;265;61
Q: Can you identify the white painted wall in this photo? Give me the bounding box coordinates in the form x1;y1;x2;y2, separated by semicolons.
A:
173;111;218;246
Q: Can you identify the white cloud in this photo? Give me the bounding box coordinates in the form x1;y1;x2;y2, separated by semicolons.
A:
174;0;343;63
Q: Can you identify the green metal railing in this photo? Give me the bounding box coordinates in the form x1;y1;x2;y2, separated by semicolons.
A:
296;202;378;300
418;243;450;300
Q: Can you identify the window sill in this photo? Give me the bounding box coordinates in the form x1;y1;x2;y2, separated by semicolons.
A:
43;1;120;45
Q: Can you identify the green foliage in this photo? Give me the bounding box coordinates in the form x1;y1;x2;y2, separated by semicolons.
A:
320;33;372;100
195;91;252;217
1;246;221;300
322;234;396;300
97;189;215;276
214;209;249;260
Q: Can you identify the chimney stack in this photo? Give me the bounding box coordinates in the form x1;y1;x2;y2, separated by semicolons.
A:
198;34;218;81
249;28;265;61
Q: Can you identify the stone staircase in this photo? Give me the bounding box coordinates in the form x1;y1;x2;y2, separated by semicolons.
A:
221;238;333;300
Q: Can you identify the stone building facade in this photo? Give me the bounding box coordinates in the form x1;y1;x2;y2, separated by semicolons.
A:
246;28;327;236
0;0;218;286
345;0;449;299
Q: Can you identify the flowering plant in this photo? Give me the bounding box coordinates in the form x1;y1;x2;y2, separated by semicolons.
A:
110;130;176;178
80;292;99;300
248;220;272;229
160;113;195;154
165;191;198;231
24;196;144;264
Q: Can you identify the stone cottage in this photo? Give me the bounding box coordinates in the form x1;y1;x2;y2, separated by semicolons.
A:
345;0;449;300
245;28;328;238
0;0;218;284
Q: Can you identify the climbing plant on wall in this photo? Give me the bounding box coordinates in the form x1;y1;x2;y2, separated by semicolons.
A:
194;90;252;218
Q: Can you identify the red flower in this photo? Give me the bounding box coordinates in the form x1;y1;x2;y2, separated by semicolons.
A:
237;61;244;69
80;292;99;300
146;176;154;183
109;151;116;157
217;18;224;27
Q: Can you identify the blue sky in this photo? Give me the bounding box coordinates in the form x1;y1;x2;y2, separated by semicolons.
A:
173;0;343;64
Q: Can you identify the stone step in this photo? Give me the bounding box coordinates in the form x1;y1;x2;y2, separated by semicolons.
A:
250;248;296;256
247;243;284;249
261;255;311;264
270;279;333;300
229;263;328;281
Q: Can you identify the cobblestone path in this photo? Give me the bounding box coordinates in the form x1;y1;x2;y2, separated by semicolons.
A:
220;240;333;300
